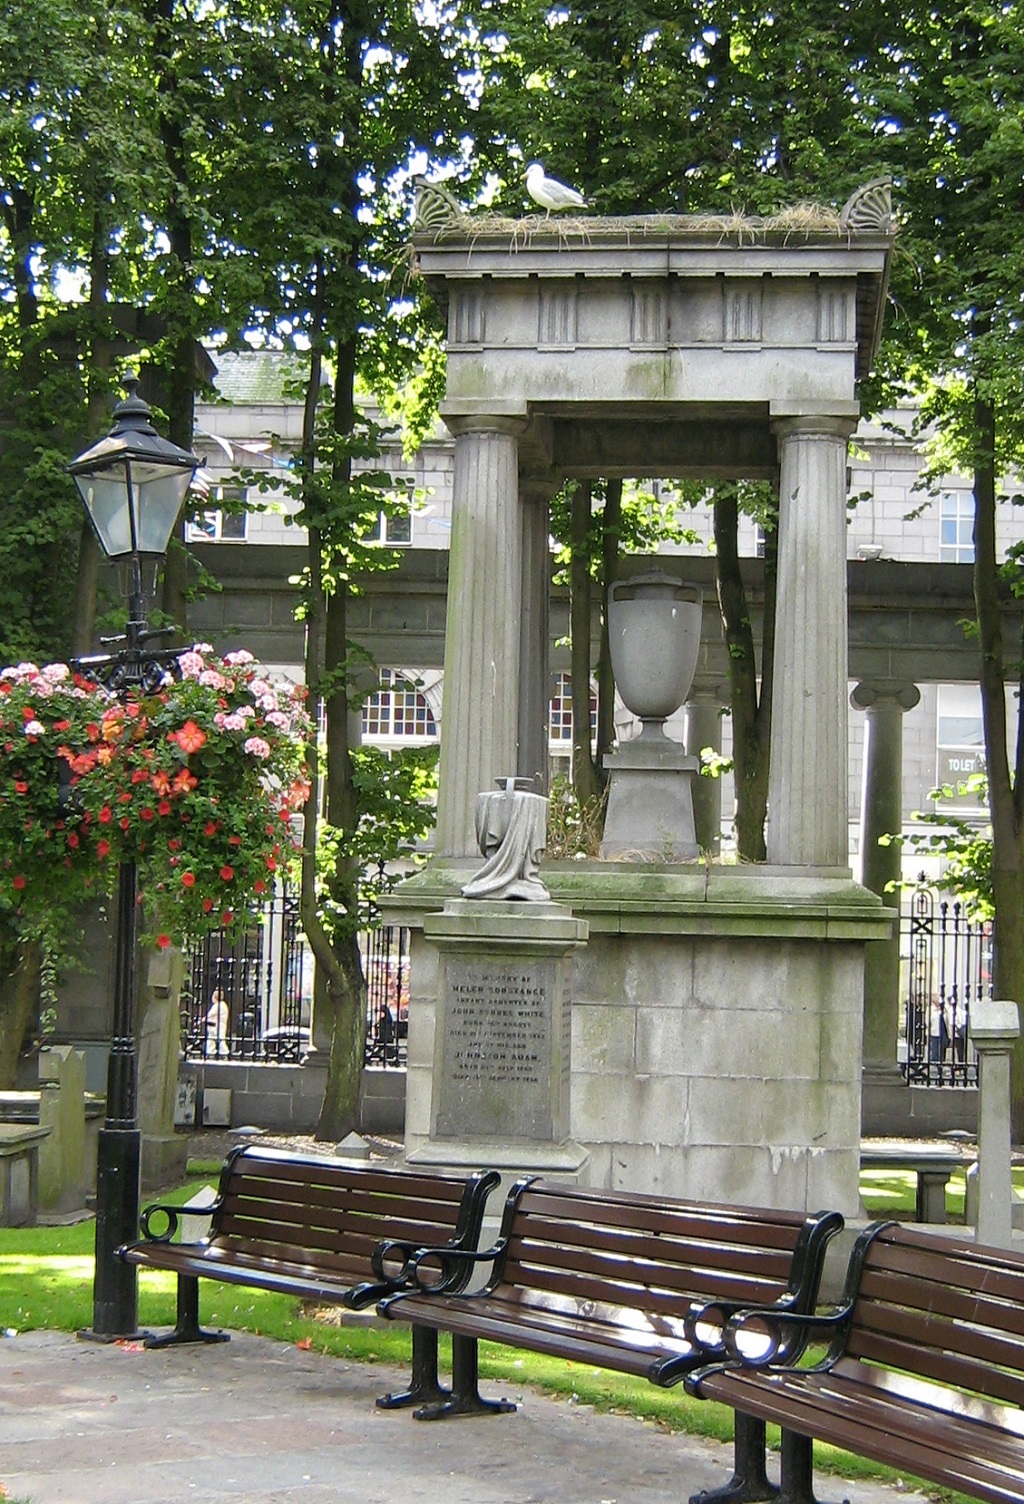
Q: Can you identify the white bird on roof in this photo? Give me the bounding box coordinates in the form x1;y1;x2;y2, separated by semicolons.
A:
523;161;587;216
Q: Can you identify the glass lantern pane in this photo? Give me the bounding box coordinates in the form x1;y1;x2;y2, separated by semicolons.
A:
134;468;195;553
77;472;133;556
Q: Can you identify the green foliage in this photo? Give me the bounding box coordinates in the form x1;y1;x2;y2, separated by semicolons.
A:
549;478;700;586
315;742;438;941
892;774;994;921
546;774;606;859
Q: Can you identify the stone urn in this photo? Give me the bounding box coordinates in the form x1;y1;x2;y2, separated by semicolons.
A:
608;571;702;742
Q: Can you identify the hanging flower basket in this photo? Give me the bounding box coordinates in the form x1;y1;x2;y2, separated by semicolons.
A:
0;647;310;947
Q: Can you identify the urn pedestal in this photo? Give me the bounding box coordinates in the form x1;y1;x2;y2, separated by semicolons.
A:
600;572;703;861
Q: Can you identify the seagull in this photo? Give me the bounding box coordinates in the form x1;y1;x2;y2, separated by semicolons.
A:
523;162;588;216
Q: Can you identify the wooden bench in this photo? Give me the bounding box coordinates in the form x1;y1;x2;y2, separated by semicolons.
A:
686;1220;1024;1504
119;1143;498;1401
377;1177;842;1500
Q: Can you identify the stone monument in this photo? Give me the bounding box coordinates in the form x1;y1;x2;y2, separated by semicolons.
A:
409;780;589;1182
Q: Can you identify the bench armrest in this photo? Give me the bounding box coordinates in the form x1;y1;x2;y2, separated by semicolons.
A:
720;1302;852;1368
133;1199;222;1244
372;1233;505;1295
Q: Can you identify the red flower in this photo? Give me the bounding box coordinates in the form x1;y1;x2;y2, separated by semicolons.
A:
119;817;130;831
181;872;196;888
98;806;113;824
254;879;266;895
53;719;70;732
168;720;206;755
139;807;155;822
13;780;27;794
12;875;25;890
202;898;214;913
156;934;171;949
157;800;172;817
97;839;110;859
228;834;242;847
204;820;219;837
67;832;80;849
172;769;197;793
220;910;234;926
219;865;234;882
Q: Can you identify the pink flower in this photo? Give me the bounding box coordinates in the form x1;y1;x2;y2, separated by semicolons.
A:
244;736;271;759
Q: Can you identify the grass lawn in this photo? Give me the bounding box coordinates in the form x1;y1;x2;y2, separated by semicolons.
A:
0;1157;986;1504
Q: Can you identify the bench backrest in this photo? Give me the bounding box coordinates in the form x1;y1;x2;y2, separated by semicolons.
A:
491;1179;840;1335
208;1145;494;1287
841;1222;1024;1409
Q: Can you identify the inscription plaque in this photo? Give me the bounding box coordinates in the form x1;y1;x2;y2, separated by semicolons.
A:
435;957;566;1140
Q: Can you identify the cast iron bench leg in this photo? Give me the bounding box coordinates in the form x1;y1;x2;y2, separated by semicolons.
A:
775;1429;818;1504
413;1333;516;1420
689;1413;779;1504
143;1274;231;1349
376;1326;451;1409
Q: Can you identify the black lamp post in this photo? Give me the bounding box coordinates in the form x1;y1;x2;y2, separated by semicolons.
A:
69;375;200;1341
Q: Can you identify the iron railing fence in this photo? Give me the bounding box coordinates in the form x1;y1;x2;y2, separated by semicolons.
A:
180;887;409;1068
362;924;409;1067
901;886;992;1087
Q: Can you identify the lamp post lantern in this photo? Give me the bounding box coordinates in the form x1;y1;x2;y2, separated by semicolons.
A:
69;374;200;1340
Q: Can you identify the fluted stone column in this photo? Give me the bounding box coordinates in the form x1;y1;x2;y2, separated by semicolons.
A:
851;680;920;1096
684;682;729;856
767;414;857;867
435;416;524;857
519;483;553;792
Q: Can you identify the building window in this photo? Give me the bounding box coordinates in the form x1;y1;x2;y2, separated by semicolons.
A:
186;486;248;542
939;492;974;564
548;672;597;745
364;508;413;546
362;669;437;742
936;683;985;795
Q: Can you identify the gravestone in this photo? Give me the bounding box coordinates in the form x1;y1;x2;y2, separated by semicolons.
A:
137;949;189;1189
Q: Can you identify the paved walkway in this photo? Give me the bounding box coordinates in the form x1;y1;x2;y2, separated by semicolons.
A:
1;1328;934;1504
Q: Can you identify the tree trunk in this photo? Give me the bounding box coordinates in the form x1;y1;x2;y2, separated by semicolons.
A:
713;486;774;861
597;478;622;768
972;392;1024;1137
570;481;602;808
0;939;41;1090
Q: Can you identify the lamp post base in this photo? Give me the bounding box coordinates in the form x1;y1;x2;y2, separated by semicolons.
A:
78;1124;149;1343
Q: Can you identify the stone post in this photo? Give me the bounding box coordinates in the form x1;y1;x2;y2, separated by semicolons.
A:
37;1044;87;1215
435;416;525;857
851;680;920;1119
684;682;729;856
137;948;189;1190
767;413;857;867
969;998;1019;1248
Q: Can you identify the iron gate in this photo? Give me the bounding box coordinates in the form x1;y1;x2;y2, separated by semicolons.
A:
180;888;409;1068
901;886;992;1086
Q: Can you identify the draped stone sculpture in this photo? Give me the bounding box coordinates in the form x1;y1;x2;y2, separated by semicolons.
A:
462;778;550;902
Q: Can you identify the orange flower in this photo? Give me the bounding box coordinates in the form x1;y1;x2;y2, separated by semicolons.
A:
168;720;206;755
